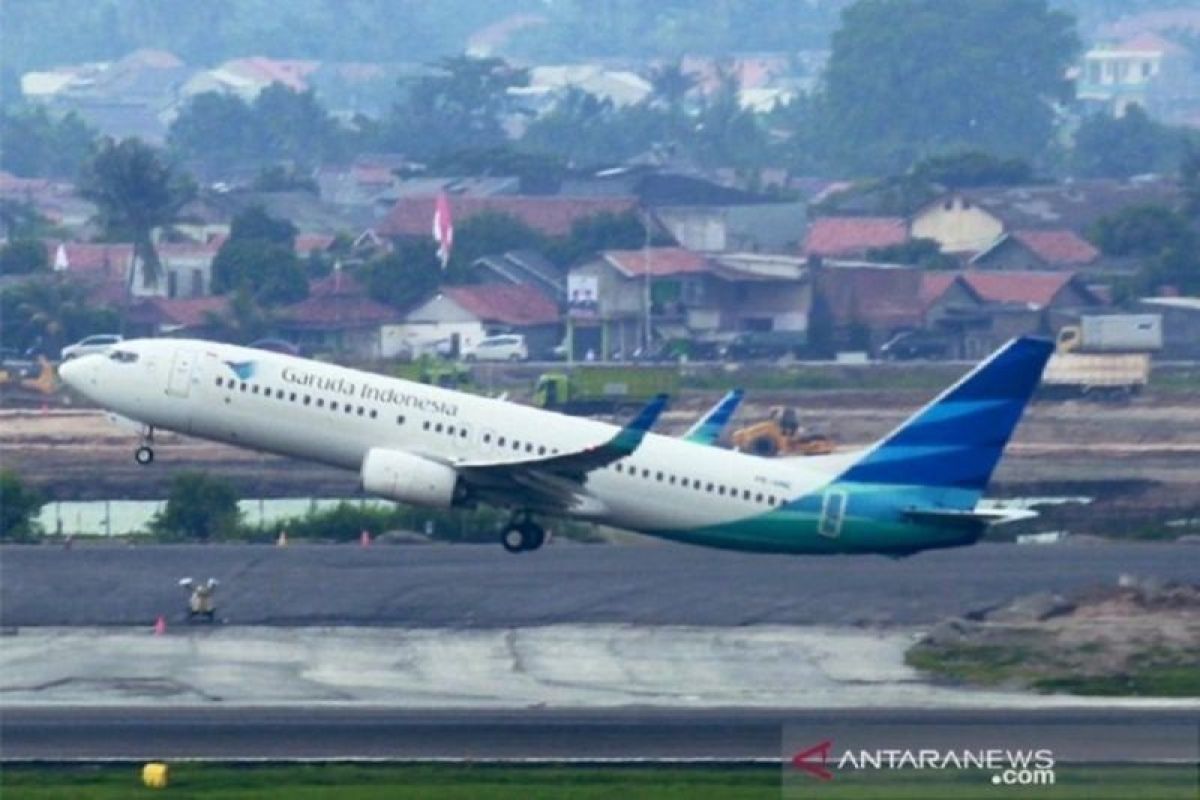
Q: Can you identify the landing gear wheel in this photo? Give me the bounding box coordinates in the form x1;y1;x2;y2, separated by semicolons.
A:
135;446;155;465
501;525;527;553
500;520;546;553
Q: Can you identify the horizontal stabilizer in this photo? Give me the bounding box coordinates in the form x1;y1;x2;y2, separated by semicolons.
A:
903;506;1038;532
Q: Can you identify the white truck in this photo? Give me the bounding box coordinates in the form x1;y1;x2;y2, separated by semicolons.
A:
1042;314;1162;400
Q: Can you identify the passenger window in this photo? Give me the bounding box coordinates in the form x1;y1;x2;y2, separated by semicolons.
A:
370;410;378;419
538;445;546;455
331;401;339;411
656;471;663;481
755;494;763;503
215;377;223;387
397;415;405;425
706;482;714;492
498;437;506;446
252;385;260;394
423;421;431;430
317;398;325;408
289;392;297;402
357;407;365;416
461;429;468;438
240;383;247;391
435;423;443;433
304;395;311;405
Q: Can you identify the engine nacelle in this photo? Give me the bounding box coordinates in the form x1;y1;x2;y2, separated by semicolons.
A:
360;448;460;509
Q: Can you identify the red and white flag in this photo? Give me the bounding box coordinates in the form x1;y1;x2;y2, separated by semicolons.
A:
432;192;454;269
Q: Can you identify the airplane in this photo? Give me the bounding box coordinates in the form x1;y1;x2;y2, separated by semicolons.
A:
58;337;1053;556
682;388;743;445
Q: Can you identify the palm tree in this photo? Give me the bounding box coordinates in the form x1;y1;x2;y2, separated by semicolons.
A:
79;138;195;330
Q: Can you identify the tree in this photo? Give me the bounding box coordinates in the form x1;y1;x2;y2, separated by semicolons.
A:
357;239;441;311
693;62;769;167
911;151;1034;188
78;138;195;306
1072;105;1183;179
0;278;118;354
203;287;270;345
211;240;307;306
449;211;544;280
167;91;258;178
1088;205;1193;257
1182;143;1200;220
0;105;97;178
816;0;1078;175
150;472;241;541
547;210;652;267
229;205;298;248
384;56;529;160
250;83;347;168
0;239;48;275
0;470;44;542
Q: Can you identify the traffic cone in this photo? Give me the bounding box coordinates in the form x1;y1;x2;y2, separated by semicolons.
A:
276;530;288;547
360;529;371;548
153;615;166;636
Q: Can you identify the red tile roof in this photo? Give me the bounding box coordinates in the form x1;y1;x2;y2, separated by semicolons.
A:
295;233;335;255
376;195;638;238
443;284;559;326
278;273;400;329
128;296;229;329
960;271;1078;307
44;241;134;276
601;247;710;277
1009;229;1099;266
918;272;959;307
803;217;908;257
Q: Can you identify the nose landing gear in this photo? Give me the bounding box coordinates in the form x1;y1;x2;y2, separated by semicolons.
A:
500;512;546;553
134;426;156;465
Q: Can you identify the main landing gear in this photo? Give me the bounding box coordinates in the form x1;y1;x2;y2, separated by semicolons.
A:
134;427;155;465
500;512;546;554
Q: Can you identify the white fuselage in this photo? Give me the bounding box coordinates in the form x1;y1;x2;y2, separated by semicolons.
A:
61;339;838;536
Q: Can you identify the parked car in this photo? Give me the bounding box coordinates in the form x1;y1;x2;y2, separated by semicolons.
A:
462;334;528;362
248;338;302;357
879;330;952;360
720;331;808;362
60;334;123;361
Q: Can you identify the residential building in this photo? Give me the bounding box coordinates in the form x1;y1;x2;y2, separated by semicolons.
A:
275;272;402;359
472;250;565;302
375;195;638;240
969;229;1101;271
567;247;808;360
395;284;560;359
910;180;1180;256
1078;32;1196;118
125;295;229;338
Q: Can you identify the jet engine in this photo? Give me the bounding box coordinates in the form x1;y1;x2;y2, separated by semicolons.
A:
360;448;461;509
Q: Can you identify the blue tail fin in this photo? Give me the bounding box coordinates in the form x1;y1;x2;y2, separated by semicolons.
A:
838;337;1053;494
683;389;743;445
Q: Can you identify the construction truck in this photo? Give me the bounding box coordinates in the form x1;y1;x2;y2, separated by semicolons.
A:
394;357;471;389
533;366;679;415
1041;314;1161;400
0;355;58;395
729;407;835;457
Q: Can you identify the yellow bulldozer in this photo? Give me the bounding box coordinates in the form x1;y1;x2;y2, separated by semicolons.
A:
0;356;57;395
729;406;835;458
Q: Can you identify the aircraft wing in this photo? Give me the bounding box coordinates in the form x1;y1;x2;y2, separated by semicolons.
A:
454;394;669;512
681;388;743;445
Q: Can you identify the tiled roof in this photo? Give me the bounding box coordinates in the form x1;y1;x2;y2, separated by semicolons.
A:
960;271;1080;308
443;284;559;326
601;247;710;277
803;217;908;257
44;241;134;276
128;295;228;329
942;180;1180;232
295;233;335;255
376;195;638;238
1009;230;1099;266
278;272;399;329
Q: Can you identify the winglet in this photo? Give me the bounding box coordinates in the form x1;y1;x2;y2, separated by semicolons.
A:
609;393;669;454
683;388;744;445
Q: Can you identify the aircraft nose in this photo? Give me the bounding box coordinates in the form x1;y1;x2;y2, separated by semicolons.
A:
58;354;101;394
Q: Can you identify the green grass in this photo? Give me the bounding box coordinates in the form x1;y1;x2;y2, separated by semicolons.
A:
1;764;1195;800
1033;665;1200;697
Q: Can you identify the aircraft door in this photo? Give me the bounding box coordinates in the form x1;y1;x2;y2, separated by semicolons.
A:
166;347;196;398
818;490;847;538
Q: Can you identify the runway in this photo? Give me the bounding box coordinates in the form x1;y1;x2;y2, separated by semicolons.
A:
3;541;1197;628
3;707;1196;762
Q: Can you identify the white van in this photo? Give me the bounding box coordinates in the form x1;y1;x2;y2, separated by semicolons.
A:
462;334;528;362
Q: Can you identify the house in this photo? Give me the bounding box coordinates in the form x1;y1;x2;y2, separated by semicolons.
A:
567;247;809;360
1078;32;1197;119
919;270;1105;357
910;180;1180;255
397;284;561;359
810;263;927;352
802;217;908;258
125;295;229;338
472;250;565;302
1138;296;1200;359
376;195;638;240
559;169;805;253
275;272;402;359
969;229;1101;271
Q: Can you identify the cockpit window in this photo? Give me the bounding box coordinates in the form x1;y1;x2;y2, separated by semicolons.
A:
109;350;139;363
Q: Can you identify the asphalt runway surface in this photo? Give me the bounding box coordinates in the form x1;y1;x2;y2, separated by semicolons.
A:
2;707;1196;762
2;542;1197;628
